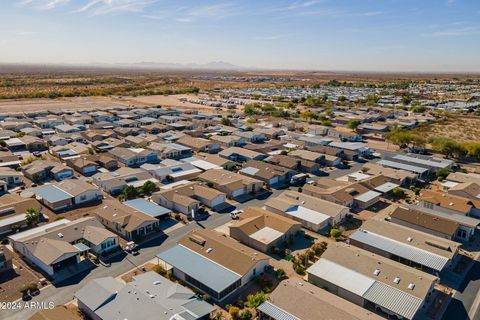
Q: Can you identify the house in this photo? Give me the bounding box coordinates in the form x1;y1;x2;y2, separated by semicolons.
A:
91;138;129;152
239;160;294;187
306;244;438;320
0;195;44;235
419;189;476;216
257;279;383;320
264;154;321;174
264;191;350;232
0;167;23;188
197;169;263;199
66;157;98;176
349;219;460;274
243;140;285;154
289;149;325;163
326;128;362;141
219;147;266;162
152;181;226;215
195;152;236;170
55;124;81;134
75;272;215;320
209;134;245;148
233;130;266;143
303;181;381;209
328;141;371;158
31;179;102;211
50;142;90;159
93;200;159;241
389;205;479;242
141;162;202;183
229;207;301;253
22;161;74;182
361;162;417;186
156;229;269;302
390;154;455;174
109;147;158;167
122;198;171;220
148;142;193;160
0;245;13;275
253;127;285;139
92;167;155;195
4;138;27;152
447;182;480;205
0;151;21;169
177;136;221;153
9;217;118;278
444;172;480;185
19;136;47;151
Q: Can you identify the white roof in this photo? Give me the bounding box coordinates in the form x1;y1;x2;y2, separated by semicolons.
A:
374;182;400;194
348;172;371;181
442;181;459;189
285;206;331;226
189;159;222;171
8;219;71;241
354;190;381;203
307;259;374;296
250;227;284;245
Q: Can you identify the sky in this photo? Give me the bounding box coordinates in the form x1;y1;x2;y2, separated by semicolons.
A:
0;0;479;72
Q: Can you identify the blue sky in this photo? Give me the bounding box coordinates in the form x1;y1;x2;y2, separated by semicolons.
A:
0;0;479;72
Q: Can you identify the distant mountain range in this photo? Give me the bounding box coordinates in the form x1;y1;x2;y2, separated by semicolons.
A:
110;61;250;71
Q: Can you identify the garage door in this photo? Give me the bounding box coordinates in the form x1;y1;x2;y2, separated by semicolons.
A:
232;189;244;197
269;176;279;185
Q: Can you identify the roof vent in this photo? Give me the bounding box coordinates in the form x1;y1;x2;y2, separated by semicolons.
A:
373;269;380;276
153;281;161;285
58;233;64;238
393;277;401;284
206;248;213;253
408;283;415;290
407;237;413;242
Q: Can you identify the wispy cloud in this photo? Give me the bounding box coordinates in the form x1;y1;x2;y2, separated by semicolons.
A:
20;0;70;10
144;3;241;23
75;0;155;15
16;31;36;36
253;34;288;41
421;25;480;37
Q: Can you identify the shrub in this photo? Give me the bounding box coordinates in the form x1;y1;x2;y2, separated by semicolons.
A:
229;306;240;319
240;309;253;320
294;265;305;275
330;228;342;238
152;264;167;276
391;187;405;199
245;291;267;308
19;283;38;296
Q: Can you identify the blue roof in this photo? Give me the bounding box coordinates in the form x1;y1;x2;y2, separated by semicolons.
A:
157;245;241;293
57;149;76;156
33;185;72;202
123;198;171;218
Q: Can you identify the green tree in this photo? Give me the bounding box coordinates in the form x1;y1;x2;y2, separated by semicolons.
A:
346;119;361;132
25;208;40;226
141;180;156;195
239;309;253;320
120;185;139;201
401;95;412;105
391;187;405;199
245;291;267;308
429;137;466;158
245;126;253;132
436;168;453;181
221;117;232;126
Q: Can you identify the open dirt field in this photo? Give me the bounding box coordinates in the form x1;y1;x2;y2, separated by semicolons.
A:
413;116;480;143
0;94;224;113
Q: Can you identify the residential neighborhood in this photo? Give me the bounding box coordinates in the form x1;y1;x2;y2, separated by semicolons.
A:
0;85;478;320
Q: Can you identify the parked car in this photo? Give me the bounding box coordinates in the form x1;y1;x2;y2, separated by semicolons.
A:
230;209;243;219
